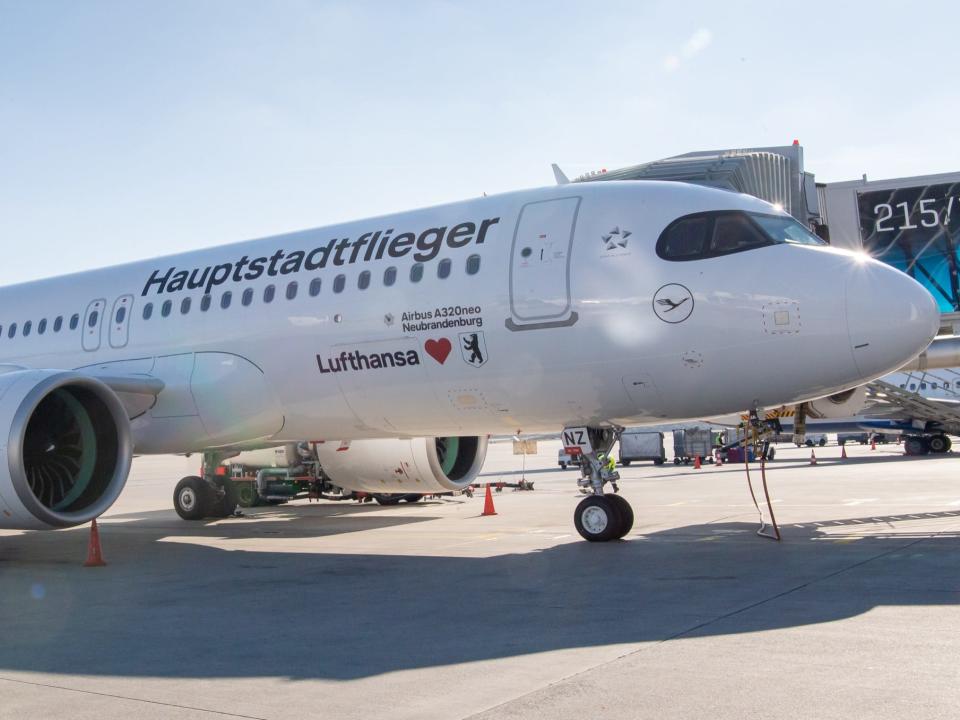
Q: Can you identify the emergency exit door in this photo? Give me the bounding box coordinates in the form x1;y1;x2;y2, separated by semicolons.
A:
109;294;134;349
506;196;581;331
81;298;106;352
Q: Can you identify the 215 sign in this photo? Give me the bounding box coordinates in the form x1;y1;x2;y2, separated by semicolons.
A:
859;182;960;237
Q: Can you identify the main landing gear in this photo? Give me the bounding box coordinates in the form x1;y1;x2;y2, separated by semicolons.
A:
174;451;241;520
567;427;634;541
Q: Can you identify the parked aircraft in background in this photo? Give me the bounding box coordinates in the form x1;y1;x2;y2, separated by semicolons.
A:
0;181;939;541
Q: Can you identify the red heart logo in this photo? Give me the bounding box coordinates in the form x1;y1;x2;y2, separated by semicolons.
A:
424;338;452;364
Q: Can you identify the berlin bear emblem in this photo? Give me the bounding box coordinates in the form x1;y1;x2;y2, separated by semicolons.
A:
459;331;488;367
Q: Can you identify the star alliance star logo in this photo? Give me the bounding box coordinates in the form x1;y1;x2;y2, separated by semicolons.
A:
602;226;631;250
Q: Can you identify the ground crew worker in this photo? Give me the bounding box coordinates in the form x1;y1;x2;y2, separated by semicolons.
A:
598;452;616;473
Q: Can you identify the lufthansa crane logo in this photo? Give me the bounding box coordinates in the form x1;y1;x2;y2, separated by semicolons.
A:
652;283;694;323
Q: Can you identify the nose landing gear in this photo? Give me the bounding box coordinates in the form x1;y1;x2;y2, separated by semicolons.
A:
564;427;634;541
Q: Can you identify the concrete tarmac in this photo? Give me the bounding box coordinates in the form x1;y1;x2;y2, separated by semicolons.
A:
0;440;958;719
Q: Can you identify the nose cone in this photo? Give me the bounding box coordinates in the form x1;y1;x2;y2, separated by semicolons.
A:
846;260;939;380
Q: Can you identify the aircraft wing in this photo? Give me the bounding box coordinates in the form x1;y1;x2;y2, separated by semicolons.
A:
864;380;960;434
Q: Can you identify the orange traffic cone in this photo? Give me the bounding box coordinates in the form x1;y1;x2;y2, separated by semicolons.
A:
809;449;817;465
481;483;497;516
84;519;106;567
841;444;848;459
693;455;702;469
871;437;877;450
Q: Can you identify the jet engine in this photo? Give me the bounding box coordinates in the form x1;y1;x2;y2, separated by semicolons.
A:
0;370;132;529
313;436;488;493
805;385;868;419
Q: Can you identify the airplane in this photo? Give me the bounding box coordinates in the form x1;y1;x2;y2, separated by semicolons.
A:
709;357;960;456
0;180;940;542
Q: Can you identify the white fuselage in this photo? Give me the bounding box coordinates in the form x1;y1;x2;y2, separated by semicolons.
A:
0;181;939;454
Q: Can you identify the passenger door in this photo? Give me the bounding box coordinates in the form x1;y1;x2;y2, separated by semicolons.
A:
506;196;581;331
108;294;134;349
81;298;106;352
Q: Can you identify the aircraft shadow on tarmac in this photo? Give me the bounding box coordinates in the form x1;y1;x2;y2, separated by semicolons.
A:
0;509;957;681
101;502;447;540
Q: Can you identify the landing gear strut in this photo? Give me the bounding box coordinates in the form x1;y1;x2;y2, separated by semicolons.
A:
565;427;633;541
173;450;241;520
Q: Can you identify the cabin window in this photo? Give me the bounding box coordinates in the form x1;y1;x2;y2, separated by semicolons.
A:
221;291;232;309
54;316;63;332
143;303;154;320
115;307;126;324
358;271;371;290
242;288;254;307
410;263;424;283
466;254;481;275
264;284;276;303
161;300;172;318
437;259;452;279
180;297;191;315
286;281;298;300
70;314;80;330
38;319;47;335
333;274;346;294
201;295;212;312
7;323;17;339
23;320;32;337
308;279;321;297
384;267;397;287
88;311;99;328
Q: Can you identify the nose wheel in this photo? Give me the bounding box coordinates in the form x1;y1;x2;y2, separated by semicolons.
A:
574;494;633;541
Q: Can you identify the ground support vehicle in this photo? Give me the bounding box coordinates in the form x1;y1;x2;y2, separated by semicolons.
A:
672;428;714;465
557;449;578;469
618;429;666;466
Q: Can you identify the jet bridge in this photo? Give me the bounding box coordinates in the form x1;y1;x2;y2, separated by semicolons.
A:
570;143;824;231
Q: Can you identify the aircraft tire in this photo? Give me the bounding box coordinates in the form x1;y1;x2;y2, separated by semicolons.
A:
904;437;929;456
174;476;208;520
620;460;631;467
373;494;404;506
208;478;239;517
574;496;621;542
928;435;951;454
605;494;634;539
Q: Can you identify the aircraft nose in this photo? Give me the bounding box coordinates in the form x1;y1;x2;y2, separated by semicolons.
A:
846;259;940;381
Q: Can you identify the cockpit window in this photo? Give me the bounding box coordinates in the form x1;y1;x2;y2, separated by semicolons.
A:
659;216;710;259
657;210;824;261
711;214;769;254
748;212;826;246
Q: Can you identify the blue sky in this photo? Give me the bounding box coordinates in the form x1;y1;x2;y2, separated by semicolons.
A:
2;0;958;285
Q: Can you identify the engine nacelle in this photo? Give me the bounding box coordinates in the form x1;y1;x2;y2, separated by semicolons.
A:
314;436;488;493
805;385;868;419
0;370;132;529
